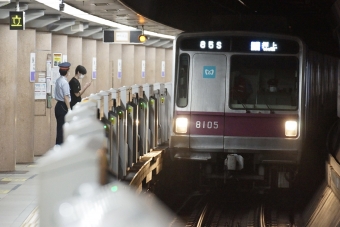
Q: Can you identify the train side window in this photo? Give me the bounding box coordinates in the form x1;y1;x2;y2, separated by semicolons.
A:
176;54;190;107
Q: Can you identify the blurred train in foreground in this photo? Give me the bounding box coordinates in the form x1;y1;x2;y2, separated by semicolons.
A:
169;31;340;189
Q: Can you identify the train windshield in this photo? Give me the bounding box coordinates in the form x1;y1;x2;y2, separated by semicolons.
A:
229;55;299;111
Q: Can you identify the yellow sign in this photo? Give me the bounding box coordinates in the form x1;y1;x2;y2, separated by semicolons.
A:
53;53;62;67
9;11;25;30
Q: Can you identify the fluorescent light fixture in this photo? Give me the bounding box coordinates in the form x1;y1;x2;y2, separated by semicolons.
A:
35;0;175;40
144;30;175;40
36;0;131;29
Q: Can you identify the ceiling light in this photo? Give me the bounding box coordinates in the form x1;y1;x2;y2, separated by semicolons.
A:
139;34;147;42
93;3;109;6
138;25;148;43
35;0;176;40
105;9;119;12
115;14;127;18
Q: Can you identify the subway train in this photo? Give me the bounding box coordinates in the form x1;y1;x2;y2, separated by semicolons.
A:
169;31;339;189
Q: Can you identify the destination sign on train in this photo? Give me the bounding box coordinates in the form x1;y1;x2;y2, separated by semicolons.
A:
179;37;230;51
179;36;299;54
231;37;299;53
250;41;278;52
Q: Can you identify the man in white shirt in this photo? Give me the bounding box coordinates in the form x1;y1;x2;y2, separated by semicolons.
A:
54;62;71;145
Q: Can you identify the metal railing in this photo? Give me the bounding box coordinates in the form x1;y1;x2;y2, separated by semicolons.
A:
66;82;172;180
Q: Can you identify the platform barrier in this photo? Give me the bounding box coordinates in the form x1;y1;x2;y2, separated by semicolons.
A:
36;83;173;227
74;82;173;181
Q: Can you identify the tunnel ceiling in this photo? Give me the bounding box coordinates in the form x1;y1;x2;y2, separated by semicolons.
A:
1;0;339;53
120;0;340;56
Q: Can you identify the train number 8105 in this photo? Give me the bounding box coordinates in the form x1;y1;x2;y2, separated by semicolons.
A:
196;121;219;129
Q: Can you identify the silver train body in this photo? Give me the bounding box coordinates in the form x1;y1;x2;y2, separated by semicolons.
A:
169;31;339;188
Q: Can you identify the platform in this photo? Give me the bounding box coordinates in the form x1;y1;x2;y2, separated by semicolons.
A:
0;158;39;227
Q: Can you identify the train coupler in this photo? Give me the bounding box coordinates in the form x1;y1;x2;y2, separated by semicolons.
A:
224;154;244;170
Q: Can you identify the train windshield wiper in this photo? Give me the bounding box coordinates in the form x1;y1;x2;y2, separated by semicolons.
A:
266;104;274;114
264;97;274;113
238;99;250;113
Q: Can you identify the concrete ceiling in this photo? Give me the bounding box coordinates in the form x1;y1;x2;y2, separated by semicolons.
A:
2;0;340;54
0;0;183;49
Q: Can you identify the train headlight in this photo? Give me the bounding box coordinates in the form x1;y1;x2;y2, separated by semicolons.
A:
285;121;297;137
175;117;188;133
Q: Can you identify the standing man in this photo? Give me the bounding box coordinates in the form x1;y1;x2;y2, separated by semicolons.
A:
69;65;92;109
54;62;71;145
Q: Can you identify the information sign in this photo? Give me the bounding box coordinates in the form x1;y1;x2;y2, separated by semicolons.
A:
9;11;25;30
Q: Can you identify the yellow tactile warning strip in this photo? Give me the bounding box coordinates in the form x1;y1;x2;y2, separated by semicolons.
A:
1;178;28;182
22;207;39;227
0;189;10;194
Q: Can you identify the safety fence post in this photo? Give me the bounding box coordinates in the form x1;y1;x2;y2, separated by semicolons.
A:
89;93;101;119
98;90;109;119
128;85;143;164
108;88;120;177
118;87;128;178
143;84;154;152
164;82;172;143
147;84;157;150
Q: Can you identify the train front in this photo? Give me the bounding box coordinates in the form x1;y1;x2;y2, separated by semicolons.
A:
169;32;303;189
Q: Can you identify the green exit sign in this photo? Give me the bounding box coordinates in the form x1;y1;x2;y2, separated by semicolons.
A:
9;11;25;30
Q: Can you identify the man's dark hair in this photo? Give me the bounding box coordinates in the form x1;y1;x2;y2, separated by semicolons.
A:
59;68;69;76
75;65;87;75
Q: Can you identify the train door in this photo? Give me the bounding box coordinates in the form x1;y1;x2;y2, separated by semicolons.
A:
189;54;226;152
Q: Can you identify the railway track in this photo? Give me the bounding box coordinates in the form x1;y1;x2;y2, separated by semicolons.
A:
176;191;294;227
155;156;296;227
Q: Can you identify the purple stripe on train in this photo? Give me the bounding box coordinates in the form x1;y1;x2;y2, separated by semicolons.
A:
175;111;298;137
224;113;298;137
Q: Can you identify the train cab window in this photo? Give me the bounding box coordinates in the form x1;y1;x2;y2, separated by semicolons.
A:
229;55;299;111
176;54;190;107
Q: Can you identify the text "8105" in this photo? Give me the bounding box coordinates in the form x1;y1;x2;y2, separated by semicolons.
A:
196;121;218;129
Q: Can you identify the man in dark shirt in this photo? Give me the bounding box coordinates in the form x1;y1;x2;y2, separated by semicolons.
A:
69;65;92;109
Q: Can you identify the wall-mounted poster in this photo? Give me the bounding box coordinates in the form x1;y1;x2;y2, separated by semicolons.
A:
117;59;122;79
53;53;62;67
141;60;145;78
35;83;47;100
30;53;35;82
161;61;165;77
92;57;97;79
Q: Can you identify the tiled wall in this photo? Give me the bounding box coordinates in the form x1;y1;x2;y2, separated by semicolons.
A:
110;44;123;89
82;39;96;97
122;45;135;86
134;45;146;85
34;32;52;156
146;47;156;84
0;25;17;171
96;40;110;92
16;29;36;163
156;48;166;83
